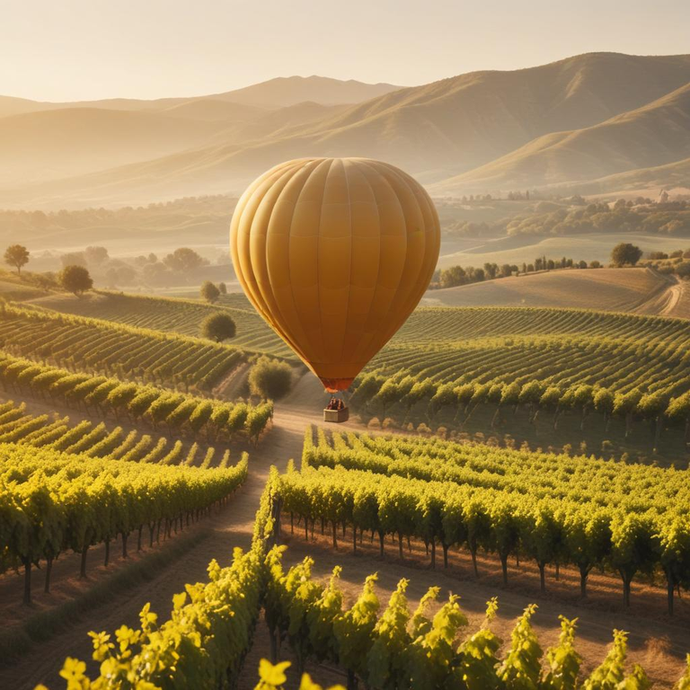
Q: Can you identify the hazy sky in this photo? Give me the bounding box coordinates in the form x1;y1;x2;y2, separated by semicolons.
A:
3;0;690;101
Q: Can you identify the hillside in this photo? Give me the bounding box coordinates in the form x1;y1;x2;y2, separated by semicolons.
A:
422;267;685;314
0;76;400;117
4;52;690;207
434;82;690;193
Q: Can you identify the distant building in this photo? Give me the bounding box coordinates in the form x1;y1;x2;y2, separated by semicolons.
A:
657;189;669;204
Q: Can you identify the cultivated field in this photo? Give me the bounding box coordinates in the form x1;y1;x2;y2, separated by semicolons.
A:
2;287;690;689
423;267;676;313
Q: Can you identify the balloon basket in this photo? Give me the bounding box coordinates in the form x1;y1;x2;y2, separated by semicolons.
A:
323;406;349;423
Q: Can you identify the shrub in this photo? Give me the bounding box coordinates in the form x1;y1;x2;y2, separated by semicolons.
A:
201;313;236;342
248;357;292;400
200;281;221;303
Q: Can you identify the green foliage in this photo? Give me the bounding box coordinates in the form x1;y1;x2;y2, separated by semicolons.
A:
611;243;643;267
248;356;292;400
59;265;93;296
200;312;236;342
200;280;221;303
4;244;29;274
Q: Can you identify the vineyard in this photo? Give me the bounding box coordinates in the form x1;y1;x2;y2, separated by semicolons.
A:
353;306;690;446
0;302;247;391
2;292;690;687
37;291;293;358
0;443;248;603
0;352;274;443
35;473;690;689
283;427;690;613
0;399;244;466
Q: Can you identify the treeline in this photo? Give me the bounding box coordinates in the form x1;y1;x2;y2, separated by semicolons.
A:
507;198;690;237
642;247;690;279
0;194;235;234
444;197;690;238
431;255;594;289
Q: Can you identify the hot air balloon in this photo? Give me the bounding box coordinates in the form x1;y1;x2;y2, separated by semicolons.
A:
230;157;440;399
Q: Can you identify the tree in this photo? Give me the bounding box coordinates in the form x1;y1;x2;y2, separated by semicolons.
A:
59;265;93;297
200;313;236;342
162;248;207;272
248;357;292;400
200;281;220;303
85;246;109;265
4;244;29;275
611;243;642;267
218;282;227;295
60;251;87;268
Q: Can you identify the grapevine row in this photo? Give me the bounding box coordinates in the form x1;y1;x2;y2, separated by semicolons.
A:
0;444;248;603
0;302;246;391
304;427;690;514
279;459;690;613
43;290;293;358
353;369;690;444
0;399;234;466
0;351;273;443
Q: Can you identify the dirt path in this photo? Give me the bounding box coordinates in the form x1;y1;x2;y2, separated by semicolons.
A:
2;371;688;688
633;270;689;319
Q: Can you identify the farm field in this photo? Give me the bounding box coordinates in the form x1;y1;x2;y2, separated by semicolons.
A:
31;291;292;358
5;379;690;689
422;267;678;314
2;243;690;688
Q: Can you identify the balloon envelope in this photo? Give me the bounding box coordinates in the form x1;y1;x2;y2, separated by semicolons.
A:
230;157;440;392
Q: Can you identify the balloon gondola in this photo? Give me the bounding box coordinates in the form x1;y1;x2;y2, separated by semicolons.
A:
230;157;440;421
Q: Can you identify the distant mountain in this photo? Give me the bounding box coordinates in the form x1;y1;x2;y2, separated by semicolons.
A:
0;76;401;118
432;81;690;194
203;76;401;107
0;108;229;185
2;54;690;207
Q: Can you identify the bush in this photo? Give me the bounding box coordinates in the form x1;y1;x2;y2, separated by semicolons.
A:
382;417;397;430
201;281;221;303
201;313;236;342
59;265;93;296
248;357;292;400
367;417;381;430
611;243;643;267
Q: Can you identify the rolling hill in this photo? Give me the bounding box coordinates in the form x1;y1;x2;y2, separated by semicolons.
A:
0;76;400;118
0;107;232;184
422;267;689;316
433;81;690;193
2;53;690;206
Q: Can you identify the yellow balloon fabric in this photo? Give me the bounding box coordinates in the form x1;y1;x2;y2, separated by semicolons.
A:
230;158;440;392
